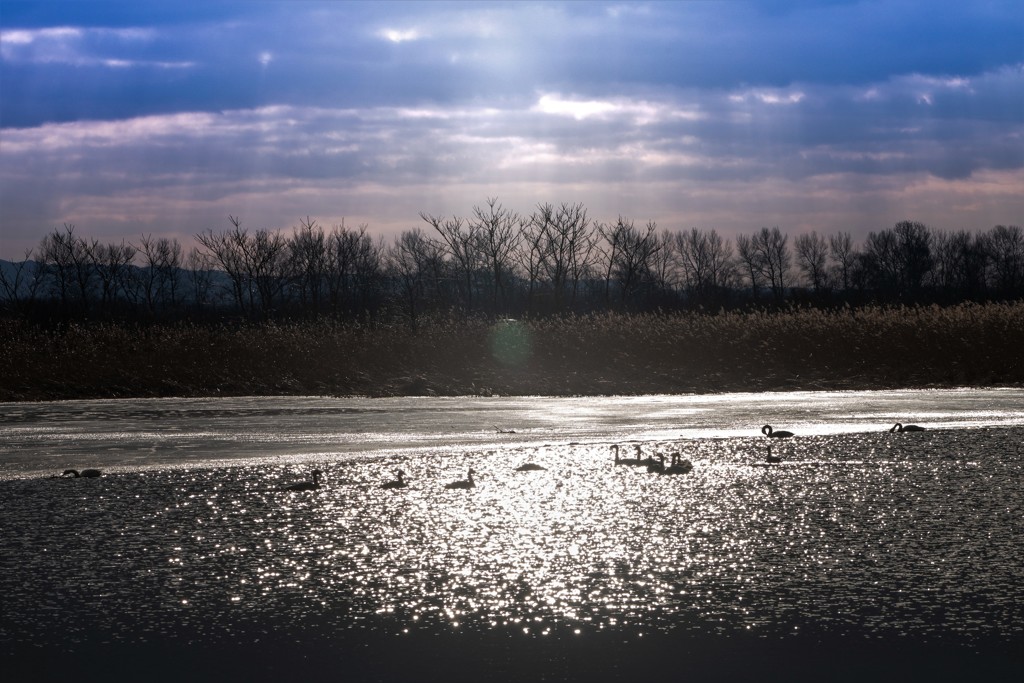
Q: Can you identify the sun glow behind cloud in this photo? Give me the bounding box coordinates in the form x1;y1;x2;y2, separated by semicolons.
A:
0;1;1021;258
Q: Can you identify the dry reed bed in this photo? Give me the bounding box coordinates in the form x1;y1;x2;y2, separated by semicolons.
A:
1;302;1021;401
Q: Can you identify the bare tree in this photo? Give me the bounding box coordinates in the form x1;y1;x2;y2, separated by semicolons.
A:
186;247;216;310
985;225;1023;296
794;231;829;293
521;202;597;312
90;240;138;313
752;227;791;301
828;231;857;292
598;217;660;310
674;227;734;306
0;247;43;317
137;235;182;315
471;197;522;312
735;233;764;300
37;224;96;315
420;212;481;311
196;216;290;318
325;223;384;318
387;228;447;325
287;217;327;315
862;221;933;299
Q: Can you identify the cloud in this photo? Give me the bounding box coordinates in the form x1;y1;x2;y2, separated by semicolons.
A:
0;24;195;70
1;1;1021;258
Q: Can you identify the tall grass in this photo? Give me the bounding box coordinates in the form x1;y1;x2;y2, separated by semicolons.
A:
1;302;1021;401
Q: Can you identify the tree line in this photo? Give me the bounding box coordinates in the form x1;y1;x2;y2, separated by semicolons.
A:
2;198;1021;323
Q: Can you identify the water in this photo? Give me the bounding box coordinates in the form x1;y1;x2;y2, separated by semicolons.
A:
2;389;1023;681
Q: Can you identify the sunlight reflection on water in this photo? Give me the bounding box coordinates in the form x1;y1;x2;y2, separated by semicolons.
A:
2;427;1022;656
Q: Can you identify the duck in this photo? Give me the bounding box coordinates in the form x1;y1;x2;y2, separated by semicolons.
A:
891;422;926;433
283;470;323;491
445;468;476;489
380;469;408;489
612;444;644;466
515;462;546;471
663;452;694;475
762;425;794;438
62;469;102;478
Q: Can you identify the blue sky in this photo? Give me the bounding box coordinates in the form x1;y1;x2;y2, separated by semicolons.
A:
1;0;1021;258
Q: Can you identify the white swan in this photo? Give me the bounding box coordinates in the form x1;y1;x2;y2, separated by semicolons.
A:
891;422;926;433
381;469;408;489
445;468;476;489
284;470;323;491
762;425;794;438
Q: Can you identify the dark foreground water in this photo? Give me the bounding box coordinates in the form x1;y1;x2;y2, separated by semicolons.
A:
1;390;1022;681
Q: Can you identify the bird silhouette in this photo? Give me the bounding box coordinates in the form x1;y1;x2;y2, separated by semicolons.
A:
62;469;101;478
891;422;926;433
283;470;323;491
762;425;794;438
381;469;408;489
612;444;644;466
445;468;476;489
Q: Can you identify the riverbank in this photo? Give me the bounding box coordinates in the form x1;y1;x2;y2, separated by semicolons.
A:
2;302;1022;402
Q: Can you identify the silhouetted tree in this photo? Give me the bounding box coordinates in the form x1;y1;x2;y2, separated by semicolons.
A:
795;231;829;294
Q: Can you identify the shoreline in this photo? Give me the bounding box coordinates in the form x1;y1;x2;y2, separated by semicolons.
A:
3;379;1022;404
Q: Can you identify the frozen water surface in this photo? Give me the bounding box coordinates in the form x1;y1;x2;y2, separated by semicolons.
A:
1;389;1022;681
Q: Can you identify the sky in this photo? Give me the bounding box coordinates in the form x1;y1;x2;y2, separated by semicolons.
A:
1;0;1022;260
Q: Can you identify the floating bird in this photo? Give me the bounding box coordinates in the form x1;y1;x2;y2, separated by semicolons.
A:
381;469;408;489
515;462;546;471
762;425;794;438
647;453;666;473
612;444;644;466
283;470;323;491
62;469;101;478
891;423;926;433
445;468;476;489
663;452;694;475
494;426;517;434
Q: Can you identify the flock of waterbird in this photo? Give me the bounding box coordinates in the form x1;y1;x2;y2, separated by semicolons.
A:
56;422;927;492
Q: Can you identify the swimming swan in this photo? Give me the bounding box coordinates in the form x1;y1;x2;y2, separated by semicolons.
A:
762;425;794;438
381;469;408;489
284;470;323;491
445;468;476;489
515;463;547;471
612;444;642;466
62;469;102;478
663;453;694;475
647;453;666;473
891;423;926;433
